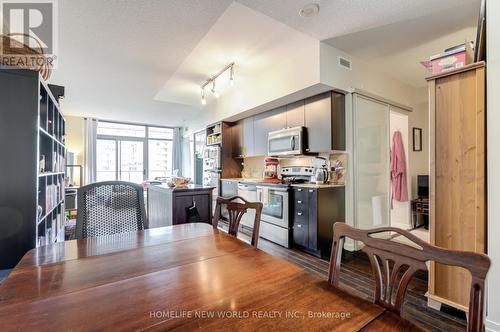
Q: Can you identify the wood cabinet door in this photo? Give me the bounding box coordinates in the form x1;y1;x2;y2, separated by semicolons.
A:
430;65;486;309
231;121;243;158
173;195;194;225
286;100;305;128
253;107;286;156
305;93;332;152
193;194;211;223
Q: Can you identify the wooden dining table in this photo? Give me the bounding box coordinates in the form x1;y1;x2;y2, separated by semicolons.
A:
0;223;405;331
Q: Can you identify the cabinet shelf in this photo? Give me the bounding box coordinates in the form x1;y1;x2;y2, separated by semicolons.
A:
39;127;65;147
38;172;65;177
38;200;64;224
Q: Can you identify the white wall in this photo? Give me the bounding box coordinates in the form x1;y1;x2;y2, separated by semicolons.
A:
320;43;429;199
487;0;500;330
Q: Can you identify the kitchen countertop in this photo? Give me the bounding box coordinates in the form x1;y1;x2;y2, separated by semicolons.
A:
222;178;345;189
149;184;215;192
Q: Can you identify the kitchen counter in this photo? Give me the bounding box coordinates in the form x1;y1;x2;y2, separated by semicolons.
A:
291;183;345;189
151;184;215;192
223;178;345;189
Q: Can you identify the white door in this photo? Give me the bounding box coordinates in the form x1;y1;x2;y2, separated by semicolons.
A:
353;95;391;229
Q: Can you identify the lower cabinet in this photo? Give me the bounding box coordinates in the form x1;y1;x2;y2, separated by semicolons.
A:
292;186;345;258
148;186;213;228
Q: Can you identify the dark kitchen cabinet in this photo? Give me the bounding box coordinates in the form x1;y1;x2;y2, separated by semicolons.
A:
304;92;345;152
232;117;255;158
285;100;305;128
253;106;286;156
148;185;213;228
292;186;345;258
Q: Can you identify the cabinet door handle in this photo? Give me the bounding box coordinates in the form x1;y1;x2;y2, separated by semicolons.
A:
297;224;303;228
297;212;302;216
297;200;302;204
309;189;314;193
297;189;302;192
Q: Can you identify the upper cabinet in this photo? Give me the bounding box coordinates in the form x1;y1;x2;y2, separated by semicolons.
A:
304;92;345;152
231;91;345;158
285;100;305;128
253;106;286;156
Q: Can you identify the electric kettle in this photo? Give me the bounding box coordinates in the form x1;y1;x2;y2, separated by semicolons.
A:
314;167;329;184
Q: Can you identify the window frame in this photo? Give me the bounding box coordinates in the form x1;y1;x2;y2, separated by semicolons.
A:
96;120;175;182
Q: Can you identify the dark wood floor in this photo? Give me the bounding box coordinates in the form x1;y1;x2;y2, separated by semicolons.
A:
241;232;467;332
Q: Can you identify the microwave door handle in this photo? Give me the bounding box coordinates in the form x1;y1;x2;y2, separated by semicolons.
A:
290;136;295;150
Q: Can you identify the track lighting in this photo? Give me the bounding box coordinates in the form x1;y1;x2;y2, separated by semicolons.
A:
211;80;219;98
200;62;235;104
229;65;235;87
201;88;206;105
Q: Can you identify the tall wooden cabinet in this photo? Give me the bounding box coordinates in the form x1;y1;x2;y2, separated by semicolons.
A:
427;62;486;311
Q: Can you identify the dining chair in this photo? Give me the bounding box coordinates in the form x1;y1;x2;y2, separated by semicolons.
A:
76;181;147;239
328;222;490;332
212;196;263;247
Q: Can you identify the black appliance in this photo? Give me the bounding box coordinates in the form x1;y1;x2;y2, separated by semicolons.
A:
417;175;429;198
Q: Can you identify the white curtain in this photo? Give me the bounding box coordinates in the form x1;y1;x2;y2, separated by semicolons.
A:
172;127;182;175
83;118;98;184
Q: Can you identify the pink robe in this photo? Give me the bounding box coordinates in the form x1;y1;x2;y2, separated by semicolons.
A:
391;131;408;207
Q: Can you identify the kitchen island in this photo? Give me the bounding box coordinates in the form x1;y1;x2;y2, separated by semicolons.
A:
147;184;215;228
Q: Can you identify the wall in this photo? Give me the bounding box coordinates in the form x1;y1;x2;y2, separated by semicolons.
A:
65;116;85;165
487;0;500;330
320;43;429;200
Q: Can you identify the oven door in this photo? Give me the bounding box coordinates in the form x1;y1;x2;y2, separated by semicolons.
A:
256;186;289;228
267;127;303;156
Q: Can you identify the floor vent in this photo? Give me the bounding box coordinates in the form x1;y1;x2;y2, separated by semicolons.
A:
338;56;352;70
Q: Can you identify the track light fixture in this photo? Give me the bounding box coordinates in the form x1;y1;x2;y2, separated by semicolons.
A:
201;88;206;105
200;62;235;104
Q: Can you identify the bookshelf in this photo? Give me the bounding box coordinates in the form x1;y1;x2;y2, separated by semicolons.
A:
0;68;66;268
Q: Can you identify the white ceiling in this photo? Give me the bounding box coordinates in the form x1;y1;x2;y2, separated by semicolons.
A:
239;0;478;40
51;0;481;125
154;2;318;106
51;0;232;125
324;1;479;87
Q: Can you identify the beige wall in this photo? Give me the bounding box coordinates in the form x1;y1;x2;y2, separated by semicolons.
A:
65;116;85;165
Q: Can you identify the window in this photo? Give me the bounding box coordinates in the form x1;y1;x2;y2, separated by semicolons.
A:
96;121;174;183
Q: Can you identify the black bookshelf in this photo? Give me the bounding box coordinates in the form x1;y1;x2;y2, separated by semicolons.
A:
0;68;66;268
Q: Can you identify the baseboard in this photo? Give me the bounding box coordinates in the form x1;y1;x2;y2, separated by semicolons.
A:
486;318;500;332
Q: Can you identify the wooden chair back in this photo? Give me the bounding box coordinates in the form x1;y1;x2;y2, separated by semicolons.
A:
212;196;263;247
328;222;490;332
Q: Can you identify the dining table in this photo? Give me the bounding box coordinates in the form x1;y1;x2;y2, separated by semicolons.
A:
0;223;411;331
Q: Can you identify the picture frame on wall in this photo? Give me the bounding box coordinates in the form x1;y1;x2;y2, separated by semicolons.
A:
413;128;422;151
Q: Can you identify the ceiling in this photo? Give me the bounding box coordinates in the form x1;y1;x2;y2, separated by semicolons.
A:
324;1;479;87
50;0;481;125
51;0;233;125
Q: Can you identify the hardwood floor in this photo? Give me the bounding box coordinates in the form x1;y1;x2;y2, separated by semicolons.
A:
233;228;467;332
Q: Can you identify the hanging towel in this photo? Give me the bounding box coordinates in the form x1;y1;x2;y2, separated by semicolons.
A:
390;131;408;208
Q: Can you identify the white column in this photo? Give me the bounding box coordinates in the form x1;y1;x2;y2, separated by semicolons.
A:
487;0;500;331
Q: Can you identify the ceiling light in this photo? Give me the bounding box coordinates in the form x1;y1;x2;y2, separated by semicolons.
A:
211;81;219;98
201;88;206;105
200;62;235;104
229;66;235;87
299;3;320;18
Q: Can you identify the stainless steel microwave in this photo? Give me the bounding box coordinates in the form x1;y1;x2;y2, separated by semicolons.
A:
267;126;305;156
